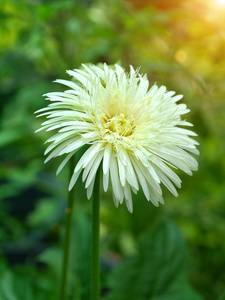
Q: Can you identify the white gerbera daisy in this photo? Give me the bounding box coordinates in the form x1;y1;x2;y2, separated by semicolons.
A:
36;64;199;212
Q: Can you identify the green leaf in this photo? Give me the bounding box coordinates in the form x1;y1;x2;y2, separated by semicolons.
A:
104;219;202;300
0;129;21;148
71;210;92;300
0;265;48;300
220;291;225;300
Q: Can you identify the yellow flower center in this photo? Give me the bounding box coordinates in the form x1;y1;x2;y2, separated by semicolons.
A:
101;113;135;137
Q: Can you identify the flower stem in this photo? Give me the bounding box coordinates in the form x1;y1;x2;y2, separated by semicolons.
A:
59;156;76;300
91;168;101;300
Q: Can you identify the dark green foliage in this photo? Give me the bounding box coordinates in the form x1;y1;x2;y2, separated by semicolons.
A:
221;291;225;300
0;260;51;300
104;220;201;300
70;210;92;300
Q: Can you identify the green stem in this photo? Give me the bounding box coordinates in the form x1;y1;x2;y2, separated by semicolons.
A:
91;169;101;300
59;156;76;300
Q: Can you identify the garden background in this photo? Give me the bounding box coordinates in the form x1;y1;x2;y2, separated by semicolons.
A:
0;0;225;299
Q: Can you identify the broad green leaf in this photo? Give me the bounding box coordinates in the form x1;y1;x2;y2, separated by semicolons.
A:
220;291;225;300
103;220;202;300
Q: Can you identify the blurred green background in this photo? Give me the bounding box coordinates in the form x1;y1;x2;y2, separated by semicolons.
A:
0;0;225;299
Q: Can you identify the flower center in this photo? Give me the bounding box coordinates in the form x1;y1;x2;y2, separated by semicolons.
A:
102;113;135;137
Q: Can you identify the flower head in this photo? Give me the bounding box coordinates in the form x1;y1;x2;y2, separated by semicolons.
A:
36;64;199;212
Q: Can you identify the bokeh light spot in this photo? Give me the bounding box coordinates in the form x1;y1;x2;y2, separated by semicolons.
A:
175;50;187;63
65;207;72;214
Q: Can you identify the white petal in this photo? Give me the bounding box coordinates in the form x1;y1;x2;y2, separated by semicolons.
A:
112;193;119;208
154;166;179;197
131;157;150;200
172;94;183;102
44;140;75;163
87;175;96;199
118;158;126;187
68;166;83;191
150;156;182;187
54;79;80;90
123;152;139;190
85;151;103;188
136;161;162;194
149;188;164;206
148;163;160;183
117;146;129;166
124;183;133;213
75;143;103;173
103;143;112;174
110;155;124;203
82;151;100;182
56;151;76;175
103;169;110;192
59;138;92;155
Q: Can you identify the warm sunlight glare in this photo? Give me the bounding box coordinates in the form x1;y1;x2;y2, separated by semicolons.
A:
217;0;225;5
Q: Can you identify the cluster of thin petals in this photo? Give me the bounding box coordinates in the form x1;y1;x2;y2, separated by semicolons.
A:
35;64;199;212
